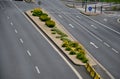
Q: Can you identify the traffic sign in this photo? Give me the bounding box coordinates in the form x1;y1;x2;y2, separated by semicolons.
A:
88;7;92;11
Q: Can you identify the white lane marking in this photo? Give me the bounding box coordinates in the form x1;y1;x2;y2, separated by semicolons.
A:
20;38;23;44
112;48;119;54
7;16;10;19
91;25;97;29
90;42;98;48
35;66;40;74
104;18;107;22
27;50;31;56
58;15;62;18
69;24;74;28
15;29;18;33
24;14;83;79
10;22;13;26
104;42;110;47
76;16;81;19
83;14;120;35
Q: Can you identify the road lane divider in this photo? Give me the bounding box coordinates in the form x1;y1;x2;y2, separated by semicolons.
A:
69;24;74;28
7;16;10;19
10;22;13;26
91;25;97;29
20;38;24;44
90;42;98;48
35;66;40;74
58;15;62;18
27;50;31;56
15;29;18;33
103;42;110;47
112;48;119;54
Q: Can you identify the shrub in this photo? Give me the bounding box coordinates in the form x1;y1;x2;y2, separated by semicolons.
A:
60;37;70;42
65;47;71;51
82;57;88;63
51;31;56;34
45;20;55;28
75;46;82;51
76;53;84;60
32;8;43;16
69;50;76;55
69;42;79;47
39;15;50;21
79;50;85;55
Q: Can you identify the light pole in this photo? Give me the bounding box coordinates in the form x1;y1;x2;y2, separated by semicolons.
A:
85;0;87;12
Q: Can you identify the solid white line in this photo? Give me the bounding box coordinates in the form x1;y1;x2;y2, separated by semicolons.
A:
112;48;119;54
69;24;74;28
27;50;31;56
24;14;83;79
35;66;40;74
104;42;110;47
90;42;98;48
15;29;18;33
10;22;13;26
58;15;62;18
20;38;23;44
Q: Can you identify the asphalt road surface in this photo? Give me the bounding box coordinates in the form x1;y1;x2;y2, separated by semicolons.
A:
37;0;120;78
0;0;83;79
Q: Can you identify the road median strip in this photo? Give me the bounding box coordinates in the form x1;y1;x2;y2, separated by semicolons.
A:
25;8;103;79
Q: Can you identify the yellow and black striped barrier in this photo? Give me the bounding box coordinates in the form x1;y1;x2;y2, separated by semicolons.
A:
85;63;101;79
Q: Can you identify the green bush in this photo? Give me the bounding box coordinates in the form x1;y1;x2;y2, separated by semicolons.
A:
60;37;70;42
69;42;79;47
65;47;71;51
76;53;84;60
51;31;56;34
82;57;88;63
51;28;68;37
69;50;76;55
39;15;50;21
45;20;55;28
32;8;43;16
75;46;82;51
76;53;88;63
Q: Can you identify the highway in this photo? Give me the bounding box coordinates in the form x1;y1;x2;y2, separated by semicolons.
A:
0;0;82;79
39;0;120;78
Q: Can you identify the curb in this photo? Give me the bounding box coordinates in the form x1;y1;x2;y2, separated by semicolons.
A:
24;12;81;66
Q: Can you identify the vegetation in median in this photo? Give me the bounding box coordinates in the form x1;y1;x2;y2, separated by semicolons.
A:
31;8;88;63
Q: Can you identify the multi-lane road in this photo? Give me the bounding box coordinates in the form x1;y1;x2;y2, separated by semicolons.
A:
0;0;84;79
0;0;120;79
38;0;120;79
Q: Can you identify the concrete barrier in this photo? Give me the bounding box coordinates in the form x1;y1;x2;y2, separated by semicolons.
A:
85;63;101;79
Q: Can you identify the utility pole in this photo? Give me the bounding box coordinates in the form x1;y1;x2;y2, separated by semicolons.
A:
85;0;87;12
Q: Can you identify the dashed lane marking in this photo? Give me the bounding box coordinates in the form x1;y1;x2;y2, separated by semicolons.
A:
90;42;98;48
15;29;18;33
35;66;40;74
112;48;119;54
10;22;13;26
58;15;62;18
69;24;74;28
104;42;110;47
20;38;23;44
27;50;31;56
